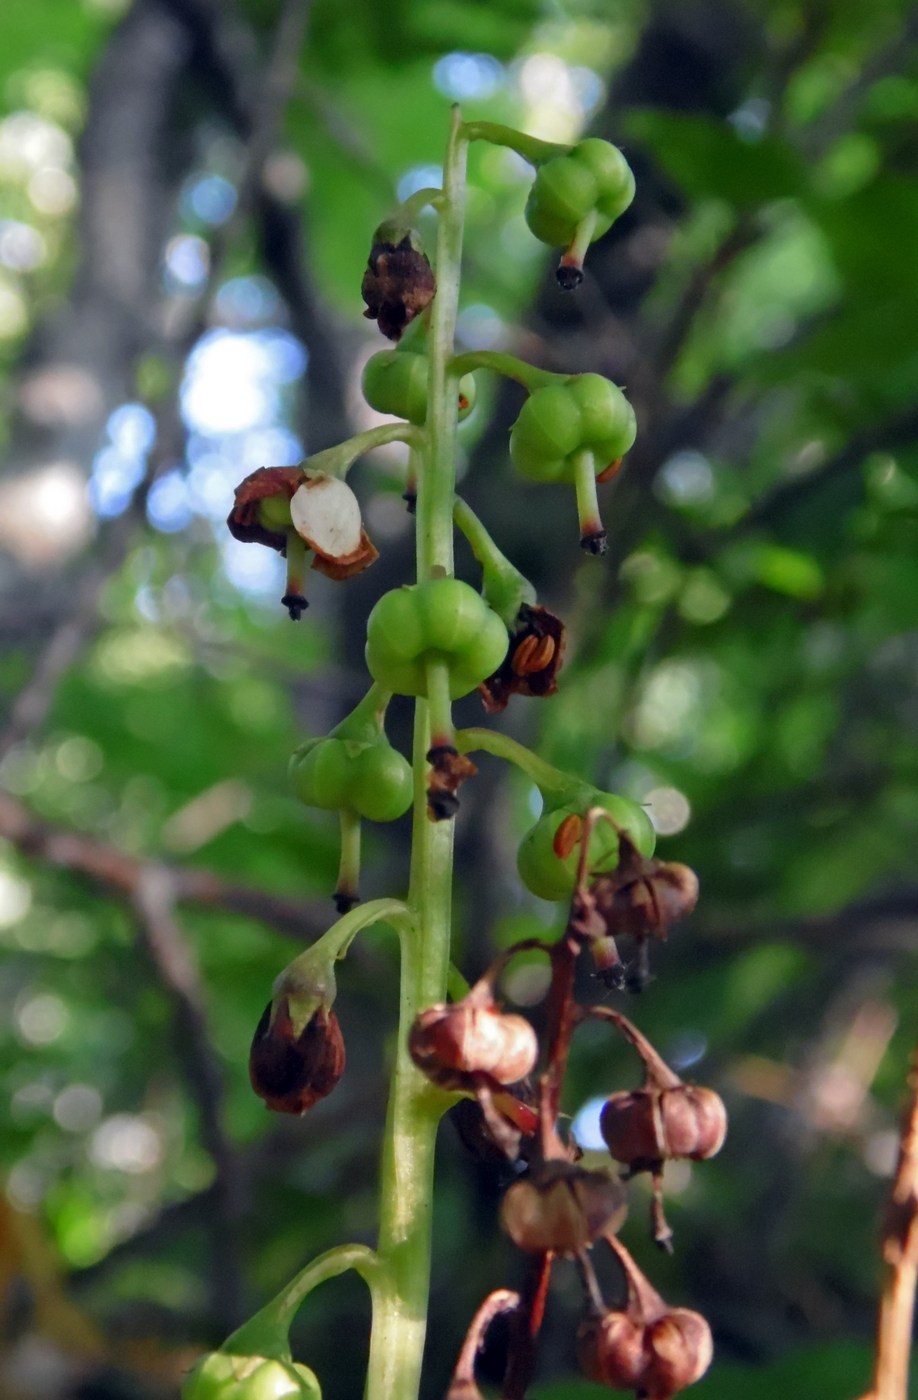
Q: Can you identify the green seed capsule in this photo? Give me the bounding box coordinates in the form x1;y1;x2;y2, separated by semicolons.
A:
289;736;412;823
362;349;476;426
365;578;509;699
517;794;656;902
182;1351;322;1400
509;375;636;486
525;139;635;249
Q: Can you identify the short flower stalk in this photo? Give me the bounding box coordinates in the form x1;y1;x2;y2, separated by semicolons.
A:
191;105;723;1400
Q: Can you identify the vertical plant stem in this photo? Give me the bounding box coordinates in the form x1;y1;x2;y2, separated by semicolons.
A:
363;105;468;1400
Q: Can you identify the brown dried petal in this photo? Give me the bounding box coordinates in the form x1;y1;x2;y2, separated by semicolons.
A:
595;455;624;485
361;237;436;341
312;529;379;579
249;999;345;1114
479;604;566;713
227;466;304;551
450;1083;539;1169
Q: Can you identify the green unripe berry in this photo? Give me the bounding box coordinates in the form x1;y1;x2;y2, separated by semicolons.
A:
517;793;656;902
182;1352;321;1400
365;578;509;699
362;349;476;426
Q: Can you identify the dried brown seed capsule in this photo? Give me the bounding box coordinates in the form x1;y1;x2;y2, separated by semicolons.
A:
578;1310;649;1390
500;1162;626;1255
645;1308;713;1396
478;603;566;713
579;1238;713;1398
249;999;345;1114
600;1085;727;1169
361;233;436;341
409;1000;538;1090
579;1308;712;1397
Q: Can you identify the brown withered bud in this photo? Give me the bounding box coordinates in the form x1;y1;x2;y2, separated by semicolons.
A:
361;234;436;340
478;604;566;713
249;998;345;1114
600;1085;727;1171
409;997;538;1091
500;1161;626;1255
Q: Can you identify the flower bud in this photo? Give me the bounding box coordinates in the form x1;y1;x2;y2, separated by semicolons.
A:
409;1000;538;1090
600;1085;727;1168
182;1351;321;1400
644;1308;713;1396
249;999;345;1114
500;1162;626;1255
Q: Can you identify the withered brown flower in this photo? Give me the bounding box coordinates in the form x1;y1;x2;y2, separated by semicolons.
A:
361;235;436;341
227;466;378;618
227;465;303;552
249;998;345;1114
478;603;566;713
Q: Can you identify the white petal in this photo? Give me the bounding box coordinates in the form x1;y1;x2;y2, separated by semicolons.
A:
290;474;363;558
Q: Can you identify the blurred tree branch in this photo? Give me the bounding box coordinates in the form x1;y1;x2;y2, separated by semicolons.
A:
0;789;322;939
133;866;246;1331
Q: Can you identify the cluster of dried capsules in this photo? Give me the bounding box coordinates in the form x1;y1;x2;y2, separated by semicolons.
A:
407;819;725;1399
